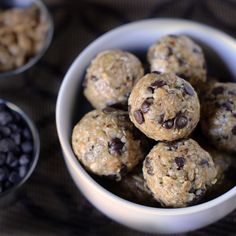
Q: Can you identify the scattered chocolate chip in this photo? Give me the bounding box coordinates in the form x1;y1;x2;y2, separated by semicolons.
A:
150;80;166;90
141;98;154;113
91;75;99;81
108;138;124;155
0;138;17;153
175;156;185;170
221;101;232;111
183;82;194;96
18;166;28;178
19;154;30;166
199;159;209;167
212;86;224;95
231;126;236;135
134;110;144;124
157;114;164;124
174;114;188;129
9;171;20;184
0;127;11;137
102;107;116;114
162;119;174;129
152;71;162;74
145;157;154;176
147;86;154;93
166;46;173;57
22;128;32;140
11;133;21;145
177;57;186;66
120;164;128;176
193;47;200;53
165;142;178;151
0;167;9;181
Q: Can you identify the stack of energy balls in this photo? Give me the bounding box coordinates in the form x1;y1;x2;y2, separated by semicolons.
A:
72;35;235;208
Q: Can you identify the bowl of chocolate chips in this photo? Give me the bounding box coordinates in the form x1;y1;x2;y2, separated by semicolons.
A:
0;100;40;199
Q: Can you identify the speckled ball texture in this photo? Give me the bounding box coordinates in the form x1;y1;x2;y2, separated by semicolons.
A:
128;72;200;141
201;81;236;153
72;109;144;180
83;49;144;109
143;139;217;208
147;35;206;90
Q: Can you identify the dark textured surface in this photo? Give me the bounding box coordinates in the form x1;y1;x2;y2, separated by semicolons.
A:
0;0;236;235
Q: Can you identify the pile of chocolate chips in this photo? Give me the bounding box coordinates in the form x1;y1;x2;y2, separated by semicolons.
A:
0;102;34;193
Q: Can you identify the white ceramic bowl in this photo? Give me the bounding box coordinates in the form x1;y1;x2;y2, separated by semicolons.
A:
56;19;236;234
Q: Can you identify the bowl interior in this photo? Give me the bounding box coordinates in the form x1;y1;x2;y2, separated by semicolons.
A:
57;19;236;210
0;0;54;78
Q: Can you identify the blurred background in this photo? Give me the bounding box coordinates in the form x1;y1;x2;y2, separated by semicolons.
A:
0;0;236;235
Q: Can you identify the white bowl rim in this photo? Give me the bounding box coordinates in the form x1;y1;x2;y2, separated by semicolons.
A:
56;18;236;216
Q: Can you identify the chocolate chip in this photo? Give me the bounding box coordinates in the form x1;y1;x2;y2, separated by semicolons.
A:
141;98;154;113
231;126;236;135
19;154;30;166
162;119;174;129
177;57;186;66
0;138;16;152
152;71;161;74
0;127;11;137
6;152;18;168
157;114;164;124
193;47;200;53
167;46;173;57
150;80;166;89
22;128;32;140
166;142;178;151
108;138;124;155
0;153;6;166
183;82;194;96
147;86;154;93
134;110;144;124
200;159;209;167
18;166;28;178
145;157;154;176
0;167;9;181
175;156;185;170
212;86;224;95
221;101;232;111
11;133;21;145
0;111;13;126
21;141;33;153
102;107;116;114
174;114;188;129
9;171;20;184
91;75;99;81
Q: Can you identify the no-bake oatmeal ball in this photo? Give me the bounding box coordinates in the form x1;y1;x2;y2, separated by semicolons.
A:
128;72;200;141
83;50;144;109
201;82;236;153
143;139;217;208
72;109;144;180
147;35;206;89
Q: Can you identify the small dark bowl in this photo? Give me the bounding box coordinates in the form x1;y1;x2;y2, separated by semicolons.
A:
0;0;54;78
0;99;40;205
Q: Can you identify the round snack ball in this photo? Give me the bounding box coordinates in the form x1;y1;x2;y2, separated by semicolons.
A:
143;139;217;208
201;82;236;153
72;109;144;180
83;50;144;109
147;35;206;89
128;72;200;141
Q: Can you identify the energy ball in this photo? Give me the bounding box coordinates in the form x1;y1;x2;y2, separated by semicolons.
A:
128;72;200;141
143;139;217;208
72;109;144;180
83;50;144;109
201;82;236;153
147;35;206;89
